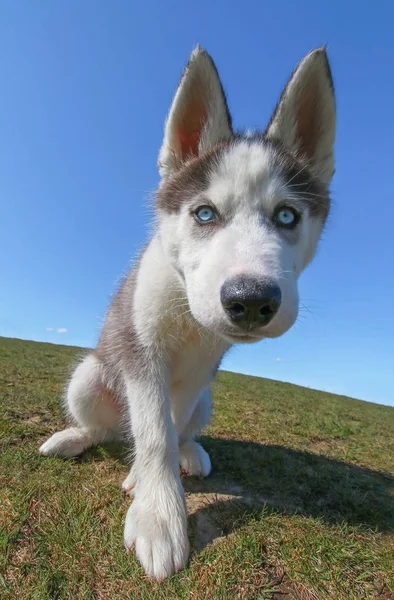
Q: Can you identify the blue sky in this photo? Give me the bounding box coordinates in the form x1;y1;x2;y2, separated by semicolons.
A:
1;1;393;406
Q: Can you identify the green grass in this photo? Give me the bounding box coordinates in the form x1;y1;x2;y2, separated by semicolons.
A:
0;336;393;600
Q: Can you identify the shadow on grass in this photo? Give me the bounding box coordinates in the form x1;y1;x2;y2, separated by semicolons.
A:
190;437;393;532
82;441;130;464
84;435;394;536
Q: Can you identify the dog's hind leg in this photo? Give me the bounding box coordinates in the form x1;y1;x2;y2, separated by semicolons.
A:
39;353;122;458
178;388;212;478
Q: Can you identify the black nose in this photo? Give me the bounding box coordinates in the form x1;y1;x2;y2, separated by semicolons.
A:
221;276;281;329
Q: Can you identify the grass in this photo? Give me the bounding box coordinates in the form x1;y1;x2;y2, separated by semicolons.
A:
0;335;393;600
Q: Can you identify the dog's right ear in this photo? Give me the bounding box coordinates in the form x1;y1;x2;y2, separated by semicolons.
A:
158;46;233;179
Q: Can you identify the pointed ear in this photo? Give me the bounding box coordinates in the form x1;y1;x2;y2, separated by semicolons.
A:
266;48;336;185
158;46;233;178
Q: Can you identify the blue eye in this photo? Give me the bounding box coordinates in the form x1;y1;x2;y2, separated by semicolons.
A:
275;207;299;228
195;206;216;223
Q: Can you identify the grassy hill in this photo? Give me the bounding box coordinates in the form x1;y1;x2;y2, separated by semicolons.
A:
0;336;393;599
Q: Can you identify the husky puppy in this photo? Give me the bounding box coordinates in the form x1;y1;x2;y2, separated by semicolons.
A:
40;46;336;580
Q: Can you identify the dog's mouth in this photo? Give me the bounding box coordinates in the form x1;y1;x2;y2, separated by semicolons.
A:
221;330;264;344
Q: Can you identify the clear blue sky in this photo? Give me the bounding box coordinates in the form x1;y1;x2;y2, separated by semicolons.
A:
1;1;393;406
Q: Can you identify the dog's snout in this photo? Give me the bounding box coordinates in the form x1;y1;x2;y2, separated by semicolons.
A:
220;276;281;329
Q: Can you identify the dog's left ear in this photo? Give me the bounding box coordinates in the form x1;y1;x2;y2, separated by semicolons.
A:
158;46;233;179
266;48;336;185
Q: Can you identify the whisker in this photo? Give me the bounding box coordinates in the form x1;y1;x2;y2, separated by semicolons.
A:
286;181;313;188
293;191;328;200
286;193;328;206
284;163;310;186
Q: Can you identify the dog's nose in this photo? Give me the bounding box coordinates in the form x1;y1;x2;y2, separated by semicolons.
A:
221;276;281;329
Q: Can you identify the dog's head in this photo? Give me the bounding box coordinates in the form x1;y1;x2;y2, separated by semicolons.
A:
156;47;335;343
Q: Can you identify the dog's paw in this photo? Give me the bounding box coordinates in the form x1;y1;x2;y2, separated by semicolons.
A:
124;488;189;580
39;428;90;458
121;466;137;497
179;440;211;478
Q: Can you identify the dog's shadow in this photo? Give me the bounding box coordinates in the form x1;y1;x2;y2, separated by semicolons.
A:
87;436;394;550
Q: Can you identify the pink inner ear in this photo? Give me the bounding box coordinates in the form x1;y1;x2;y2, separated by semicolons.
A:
177;128;201;158
296;86;320;160
177;100;207;159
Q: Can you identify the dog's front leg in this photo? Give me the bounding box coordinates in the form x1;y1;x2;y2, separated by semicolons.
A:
123;365;189;580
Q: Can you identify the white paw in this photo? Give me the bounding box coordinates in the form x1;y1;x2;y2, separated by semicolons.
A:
179;441;211;478
124;485;189;580
121;465;137;497
39;428;90;458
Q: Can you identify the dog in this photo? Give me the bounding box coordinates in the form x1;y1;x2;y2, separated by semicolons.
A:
39;45;336;580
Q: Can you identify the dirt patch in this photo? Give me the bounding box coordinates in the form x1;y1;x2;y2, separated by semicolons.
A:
186;492;239;550
309;439;346;453
22;415;43;426
269;569;319;600
185;482;276;552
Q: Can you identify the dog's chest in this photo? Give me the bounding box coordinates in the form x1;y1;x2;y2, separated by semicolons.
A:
170;328;228;393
